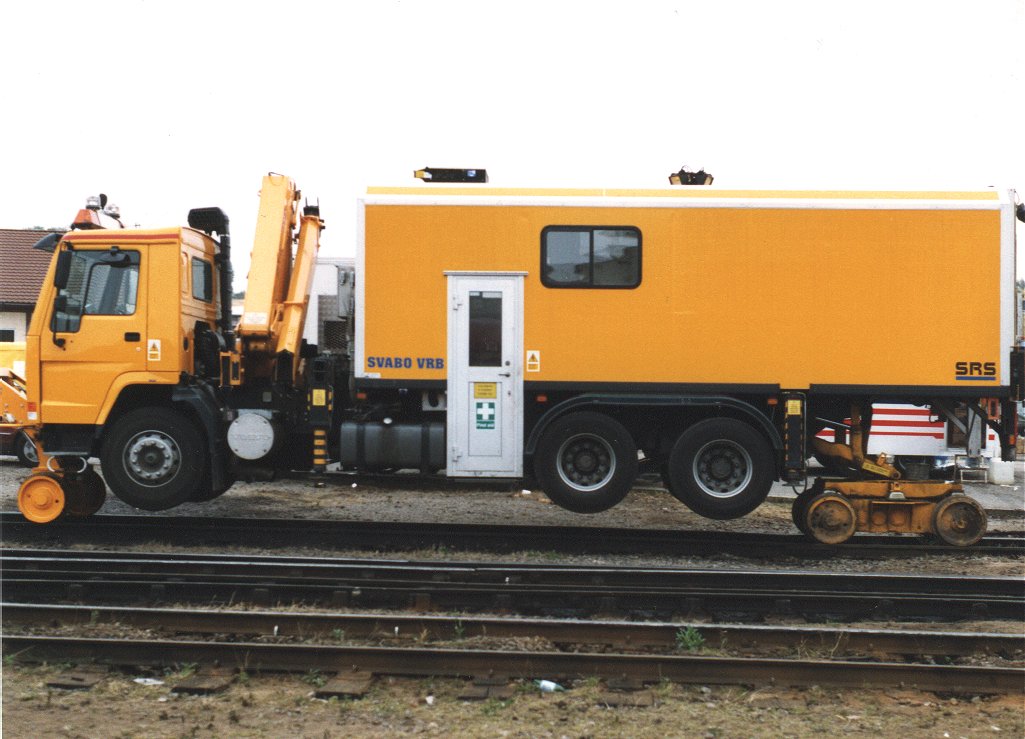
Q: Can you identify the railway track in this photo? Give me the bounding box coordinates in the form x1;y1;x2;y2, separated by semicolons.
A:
7;602;1023;658
5;552;1022;695
4;633;1020;695
4;548;1022;621
2;512;1022;558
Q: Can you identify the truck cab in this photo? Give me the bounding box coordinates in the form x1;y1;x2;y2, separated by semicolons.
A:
34;228;222;428
19;223;231;519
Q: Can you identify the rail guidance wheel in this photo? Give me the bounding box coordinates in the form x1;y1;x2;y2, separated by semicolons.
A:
534;412;638;513
666;418;774;520
931;495;987;547
804;491;857;545
63;468;108;517
18;473;66;523
791;491;816;535
101;407;206;511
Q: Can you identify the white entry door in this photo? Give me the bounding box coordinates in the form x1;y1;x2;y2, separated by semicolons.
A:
446;273;524;477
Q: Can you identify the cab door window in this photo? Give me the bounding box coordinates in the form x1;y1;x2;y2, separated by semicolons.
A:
52;249;140;332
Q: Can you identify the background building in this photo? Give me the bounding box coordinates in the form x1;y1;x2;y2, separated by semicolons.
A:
0;228;62;341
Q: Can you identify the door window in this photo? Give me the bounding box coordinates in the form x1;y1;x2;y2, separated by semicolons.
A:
52;249;140;332
468;290;502;366
191;257;213;302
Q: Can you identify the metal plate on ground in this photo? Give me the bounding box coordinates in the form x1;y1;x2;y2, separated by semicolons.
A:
458;679;517;701
316;673;374;698
47;669;105;690
606;676;645;691
171;669;235;695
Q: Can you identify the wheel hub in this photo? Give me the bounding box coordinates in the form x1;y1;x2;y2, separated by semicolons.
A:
575;451;598;473
805;492;857;545
557;435;615;492
18;474;66;523
693;441;753;498
932;496;987;547
125;431;181;485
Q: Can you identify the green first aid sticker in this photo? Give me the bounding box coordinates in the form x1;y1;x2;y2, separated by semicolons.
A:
475;400;495;430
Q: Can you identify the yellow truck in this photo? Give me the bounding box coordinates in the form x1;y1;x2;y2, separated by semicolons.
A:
14;173;1025;546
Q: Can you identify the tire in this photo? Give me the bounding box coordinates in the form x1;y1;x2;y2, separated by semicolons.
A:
666;418;775;520
15;431;38;468
533;412;638;514
101;407;206;511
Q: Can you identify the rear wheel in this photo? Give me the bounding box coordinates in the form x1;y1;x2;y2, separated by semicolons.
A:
101;407;206;511
931;495;987;546
534;412;638;514
667;418;775;519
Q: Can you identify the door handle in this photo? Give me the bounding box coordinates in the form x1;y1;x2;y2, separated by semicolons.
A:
124;332;140;342
498;372;511;377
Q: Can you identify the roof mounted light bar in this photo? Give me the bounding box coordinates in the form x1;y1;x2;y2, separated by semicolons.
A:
72;193;124;230
415;167;488;184
669;166;714;186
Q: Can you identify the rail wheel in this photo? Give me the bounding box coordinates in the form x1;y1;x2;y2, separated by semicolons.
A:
804;491;857;544
931;495;987;547
101;407;206;511
666;418;774;519
17;472;66;523
63;469;107;517
534;412;638;513
791;491;816;535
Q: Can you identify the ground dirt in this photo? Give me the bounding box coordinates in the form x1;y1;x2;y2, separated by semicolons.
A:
2;458;1023;737
3;666;1024;739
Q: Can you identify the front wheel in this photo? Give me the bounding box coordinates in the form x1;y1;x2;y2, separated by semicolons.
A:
101;407;206;511
666;418;775;520
533;412;638;514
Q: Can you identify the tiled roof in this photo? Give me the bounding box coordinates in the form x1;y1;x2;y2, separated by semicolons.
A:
0;229;63;308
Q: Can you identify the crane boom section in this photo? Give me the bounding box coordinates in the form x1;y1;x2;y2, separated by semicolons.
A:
239;174;298;341
274;208;324;381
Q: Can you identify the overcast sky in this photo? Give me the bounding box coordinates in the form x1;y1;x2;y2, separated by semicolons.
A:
2;1;1022;282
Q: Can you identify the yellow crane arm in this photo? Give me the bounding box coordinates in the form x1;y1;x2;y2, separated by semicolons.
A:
232;173;323;385
273;206;324;381
239;174;299;343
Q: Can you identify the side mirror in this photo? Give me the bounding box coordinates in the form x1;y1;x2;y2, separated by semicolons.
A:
54;251;72;289
32;233;61;253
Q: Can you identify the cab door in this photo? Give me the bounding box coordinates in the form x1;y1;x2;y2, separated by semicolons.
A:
446;272;524;477
39;245;147;425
